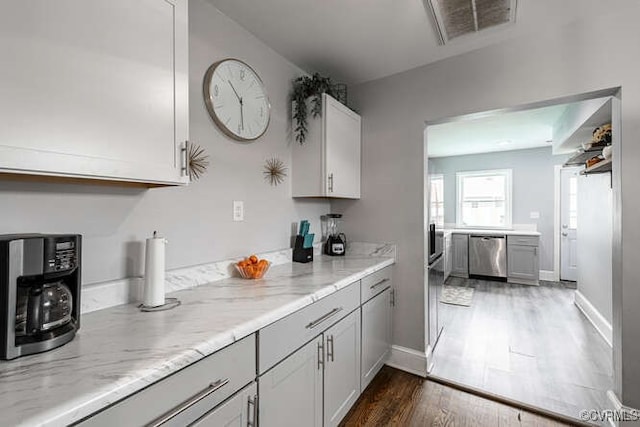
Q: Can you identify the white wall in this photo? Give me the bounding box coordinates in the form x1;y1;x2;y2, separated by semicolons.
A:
0;0;329;285
577;173;613;323
430;147;566;271
332;4;640;407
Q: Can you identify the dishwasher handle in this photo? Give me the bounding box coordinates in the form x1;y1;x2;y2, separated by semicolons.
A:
470;235;505;239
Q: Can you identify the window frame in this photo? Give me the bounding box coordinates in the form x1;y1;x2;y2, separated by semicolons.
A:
456;169;513;229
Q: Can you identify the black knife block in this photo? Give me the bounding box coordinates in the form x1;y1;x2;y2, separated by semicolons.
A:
292;235;313;263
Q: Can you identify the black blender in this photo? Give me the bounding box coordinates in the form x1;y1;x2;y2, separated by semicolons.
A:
324;214;347;256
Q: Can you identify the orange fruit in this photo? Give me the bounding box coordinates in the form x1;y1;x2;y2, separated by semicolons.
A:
249;255;258;264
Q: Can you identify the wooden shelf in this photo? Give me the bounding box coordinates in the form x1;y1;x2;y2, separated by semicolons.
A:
581;158;612;175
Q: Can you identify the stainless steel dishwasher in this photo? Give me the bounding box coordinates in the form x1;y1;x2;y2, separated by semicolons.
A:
469;234;507;278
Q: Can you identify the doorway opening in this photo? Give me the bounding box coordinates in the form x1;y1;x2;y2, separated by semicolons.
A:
424;88;619;424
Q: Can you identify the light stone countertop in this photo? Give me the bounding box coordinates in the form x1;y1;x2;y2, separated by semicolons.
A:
445;228;541;237
0;255;394;427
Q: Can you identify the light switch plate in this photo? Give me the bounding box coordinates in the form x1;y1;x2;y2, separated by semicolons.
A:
530;211;540;219
233;201;244;221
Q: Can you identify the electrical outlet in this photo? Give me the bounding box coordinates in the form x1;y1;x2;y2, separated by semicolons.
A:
233;201;244;221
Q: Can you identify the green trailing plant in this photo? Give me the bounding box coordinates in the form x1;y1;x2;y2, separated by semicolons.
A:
292;73;340;144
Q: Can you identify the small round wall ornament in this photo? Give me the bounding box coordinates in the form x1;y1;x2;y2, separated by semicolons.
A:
263;157;287;186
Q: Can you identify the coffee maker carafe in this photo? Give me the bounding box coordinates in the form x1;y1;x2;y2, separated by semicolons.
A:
324;214;347;256
1;234;81;360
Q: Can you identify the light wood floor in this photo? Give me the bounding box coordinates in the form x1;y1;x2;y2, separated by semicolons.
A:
431;277;613;424
341;366;575;426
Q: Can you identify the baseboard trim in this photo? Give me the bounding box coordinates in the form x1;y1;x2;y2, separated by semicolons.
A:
607;390;640;427
539;270;556;281
574;290;613;347
386;345;428;378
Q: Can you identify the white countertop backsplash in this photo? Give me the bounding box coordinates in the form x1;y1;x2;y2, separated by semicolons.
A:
0;243;395;427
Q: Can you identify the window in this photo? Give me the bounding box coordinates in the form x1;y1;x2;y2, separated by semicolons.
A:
456;169;512;228
429;174;444;227
568;175;578;229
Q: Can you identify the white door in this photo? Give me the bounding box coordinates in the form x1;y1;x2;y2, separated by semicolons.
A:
191;382;257;427
259;336;323;427
324;94;361;198
323;310;361;427
560;167;579;281
361;288;392;390
0;0;188;184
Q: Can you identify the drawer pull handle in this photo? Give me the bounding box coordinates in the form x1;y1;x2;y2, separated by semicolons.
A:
369;278;389;290
306;307;343;329
148;378;229;426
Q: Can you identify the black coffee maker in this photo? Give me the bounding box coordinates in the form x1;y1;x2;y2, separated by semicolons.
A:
0;234;81;360
324;214;347;256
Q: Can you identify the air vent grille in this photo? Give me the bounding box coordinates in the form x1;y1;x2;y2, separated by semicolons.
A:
425;0;517;44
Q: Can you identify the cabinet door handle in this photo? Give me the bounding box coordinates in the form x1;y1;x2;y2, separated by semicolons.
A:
369;278;389;290
148;378;229;426
327;335;335;362
328;173;334;193
247;394;258;427
306;307;343;329
317;340;324;370
181;140;189;178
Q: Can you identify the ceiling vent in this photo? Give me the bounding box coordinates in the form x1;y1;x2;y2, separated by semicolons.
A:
424;0;517;44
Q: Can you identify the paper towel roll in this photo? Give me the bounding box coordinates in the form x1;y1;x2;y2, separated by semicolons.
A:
143;233;168;307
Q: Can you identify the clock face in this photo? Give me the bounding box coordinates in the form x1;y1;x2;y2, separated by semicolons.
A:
203;59;271;141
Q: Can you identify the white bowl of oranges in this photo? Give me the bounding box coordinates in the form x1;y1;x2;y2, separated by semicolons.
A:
235;255;270;279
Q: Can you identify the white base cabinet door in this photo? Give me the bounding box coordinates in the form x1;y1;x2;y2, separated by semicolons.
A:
323;310;361;427
0;0;189;185
192;382;257;427
259;336;323;427
361;287;392;391
507;244;540;285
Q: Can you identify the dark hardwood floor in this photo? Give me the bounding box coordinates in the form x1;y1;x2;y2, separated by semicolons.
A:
341;366;575;426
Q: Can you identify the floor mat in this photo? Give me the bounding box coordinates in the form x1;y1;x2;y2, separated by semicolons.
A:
441;286;474;306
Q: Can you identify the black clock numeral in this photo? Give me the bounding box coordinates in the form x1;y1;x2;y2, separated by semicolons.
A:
213;84;219;97
260;107;264;117
240;69;246;81
237;123;242;134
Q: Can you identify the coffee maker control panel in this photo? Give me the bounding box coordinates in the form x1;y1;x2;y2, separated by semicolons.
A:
44;237;78;273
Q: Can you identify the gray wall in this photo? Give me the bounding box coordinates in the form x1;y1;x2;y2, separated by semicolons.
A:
332;3;640;407
0;0;329;285
577;173;613;323
430;147;566;271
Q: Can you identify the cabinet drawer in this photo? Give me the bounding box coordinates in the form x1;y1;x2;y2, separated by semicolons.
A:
259;282;359;374
507;235;539;246
360;266;392;304
78;334;256;427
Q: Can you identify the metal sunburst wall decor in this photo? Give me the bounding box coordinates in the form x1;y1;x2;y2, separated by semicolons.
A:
188;143;210;181
263;157;287;186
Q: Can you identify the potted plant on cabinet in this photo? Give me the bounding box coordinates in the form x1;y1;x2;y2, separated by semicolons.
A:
292;73;346;144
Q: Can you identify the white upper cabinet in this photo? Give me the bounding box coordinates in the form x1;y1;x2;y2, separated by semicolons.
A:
0;0;189;185
292;94;361;198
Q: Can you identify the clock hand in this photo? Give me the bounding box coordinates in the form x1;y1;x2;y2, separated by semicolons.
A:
228;80;241;102
240;97;244;131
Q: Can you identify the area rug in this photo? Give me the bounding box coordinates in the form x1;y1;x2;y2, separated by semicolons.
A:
440;286;474;306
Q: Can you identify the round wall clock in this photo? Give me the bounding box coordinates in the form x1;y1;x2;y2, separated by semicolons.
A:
203;59;271;142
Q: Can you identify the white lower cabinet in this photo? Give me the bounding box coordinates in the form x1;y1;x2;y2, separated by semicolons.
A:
259;336;323;427
361;287;392;391
323;310;361;427
192;382;257;427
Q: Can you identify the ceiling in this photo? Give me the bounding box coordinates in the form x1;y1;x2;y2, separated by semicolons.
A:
209;0;602;84
426;103;567;158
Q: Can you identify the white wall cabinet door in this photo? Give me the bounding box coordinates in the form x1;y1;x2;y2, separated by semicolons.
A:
191;382;257;427
507;245;539;283
361;287;392;391
259;336;323;427
0;0;189;185
323;95;361;198
323;310;361;427
451;234;469;277
292;94;361;198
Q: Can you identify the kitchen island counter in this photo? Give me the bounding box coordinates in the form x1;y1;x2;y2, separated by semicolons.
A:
0;254;394;427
